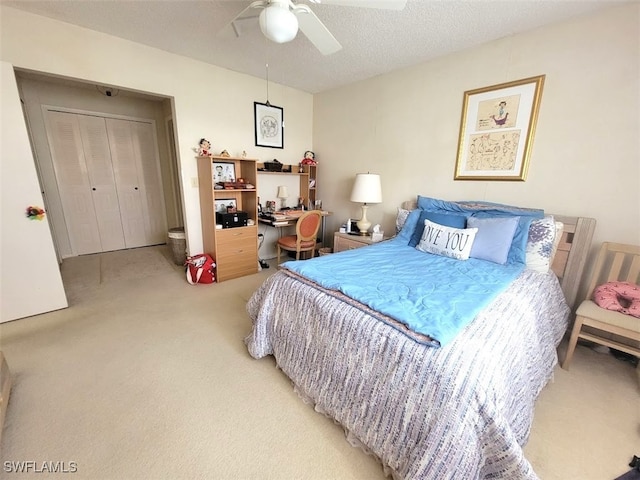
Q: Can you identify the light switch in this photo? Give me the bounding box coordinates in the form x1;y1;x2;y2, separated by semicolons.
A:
191;177;199;188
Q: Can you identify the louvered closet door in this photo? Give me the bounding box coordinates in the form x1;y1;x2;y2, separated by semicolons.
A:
129;121;167;244
46;111;102;255
76;115;126;252
105;118;148;248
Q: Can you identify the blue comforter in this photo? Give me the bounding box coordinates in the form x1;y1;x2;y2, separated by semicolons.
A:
283;237;524;346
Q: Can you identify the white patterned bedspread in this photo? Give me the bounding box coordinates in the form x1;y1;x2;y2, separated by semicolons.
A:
245;268;569;479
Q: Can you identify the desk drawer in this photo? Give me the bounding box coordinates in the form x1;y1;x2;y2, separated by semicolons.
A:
216;226;257;246
214;226;258;282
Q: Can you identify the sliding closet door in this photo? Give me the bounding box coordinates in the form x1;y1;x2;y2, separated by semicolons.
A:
46;111;103;255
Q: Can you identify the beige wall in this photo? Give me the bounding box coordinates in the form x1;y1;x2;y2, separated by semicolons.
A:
313;3;640;262
0;5;313;256
1;3;638;287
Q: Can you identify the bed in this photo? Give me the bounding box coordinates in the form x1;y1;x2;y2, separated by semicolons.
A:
245;196;595;479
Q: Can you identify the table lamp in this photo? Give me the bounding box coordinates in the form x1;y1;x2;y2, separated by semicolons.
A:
349;173;382;235
277;185;289;210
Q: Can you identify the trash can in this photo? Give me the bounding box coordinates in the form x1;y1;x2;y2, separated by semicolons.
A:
168;227;186;266
318;247;332;256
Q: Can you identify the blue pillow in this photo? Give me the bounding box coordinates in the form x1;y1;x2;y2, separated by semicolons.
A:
397;209;421;244
409;211;467;247
467;216;519;265
471;212;538;264
417;195;467;213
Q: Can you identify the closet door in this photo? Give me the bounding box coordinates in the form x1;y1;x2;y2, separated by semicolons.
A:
129;121;167;244
76;115;126;251
106;118;166;247
105;118;148;248
46;111;102;255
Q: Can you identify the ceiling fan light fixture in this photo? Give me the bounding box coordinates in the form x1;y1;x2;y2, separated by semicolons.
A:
259;4;298;44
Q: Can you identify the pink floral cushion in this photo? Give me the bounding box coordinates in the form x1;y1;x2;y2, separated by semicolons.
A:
593;281;640;318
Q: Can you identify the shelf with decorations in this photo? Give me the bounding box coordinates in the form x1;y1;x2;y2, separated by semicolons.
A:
196;155;258;282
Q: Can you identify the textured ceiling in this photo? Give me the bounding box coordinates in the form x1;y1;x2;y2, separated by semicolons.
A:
1;0;629;93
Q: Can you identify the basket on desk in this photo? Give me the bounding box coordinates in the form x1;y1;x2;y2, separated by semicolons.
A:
264;161;283;172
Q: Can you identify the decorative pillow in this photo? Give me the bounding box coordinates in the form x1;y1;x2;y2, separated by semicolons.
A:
416;219;478;260
409;211;467;247
525;215;557;273
396;207;411;234
467;216;519;265
416;195;544;264
594;281;640;318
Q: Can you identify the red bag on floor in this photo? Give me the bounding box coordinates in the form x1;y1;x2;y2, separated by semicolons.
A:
185;254;216;284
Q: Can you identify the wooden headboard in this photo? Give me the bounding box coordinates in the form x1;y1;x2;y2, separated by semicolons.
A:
400;201;596;309
550;214;596;309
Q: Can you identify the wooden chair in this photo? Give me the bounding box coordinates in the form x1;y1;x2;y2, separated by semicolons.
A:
562;242;640;369
277;210;323;264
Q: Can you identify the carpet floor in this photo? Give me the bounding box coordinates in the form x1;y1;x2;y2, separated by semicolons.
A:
0;245;638;479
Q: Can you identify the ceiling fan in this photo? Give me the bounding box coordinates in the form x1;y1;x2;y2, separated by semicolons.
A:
222;0;407;56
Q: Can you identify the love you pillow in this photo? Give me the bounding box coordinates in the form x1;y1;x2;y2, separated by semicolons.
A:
416;219;478;260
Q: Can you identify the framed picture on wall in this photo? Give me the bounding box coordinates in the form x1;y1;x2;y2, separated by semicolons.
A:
454;75;545;181
254;102;284;149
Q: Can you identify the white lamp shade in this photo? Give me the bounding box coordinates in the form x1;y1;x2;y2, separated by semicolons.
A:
259;4;298;44
350;174;382;204
277;185;289;199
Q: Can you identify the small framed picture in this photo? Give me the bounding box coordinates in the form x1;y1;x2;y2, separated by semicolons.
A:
254;102;284;149
213;162;236;183
215;199;236;214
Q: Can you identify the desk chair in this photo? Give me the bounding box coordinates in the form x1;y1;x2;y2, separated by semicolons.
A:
277;210;322;264
562;242;640;369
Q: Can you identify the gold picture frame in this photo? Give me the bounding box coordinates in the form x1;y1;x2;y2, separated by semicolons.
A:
454;75;545;181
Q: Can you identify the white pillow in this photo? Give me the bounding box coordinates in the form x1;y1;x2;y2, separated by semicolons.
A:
416;219;478;260
525;215;558;273
396;207;411;234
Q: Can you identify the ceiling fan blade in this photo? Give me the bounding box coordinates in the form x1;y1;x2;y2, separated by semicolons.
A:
294;4;342;55
217;0;266;38
309;0;407;10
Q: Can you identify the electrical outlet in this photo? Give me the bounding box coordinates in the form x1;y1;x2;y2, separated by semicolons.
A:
191;177;199;188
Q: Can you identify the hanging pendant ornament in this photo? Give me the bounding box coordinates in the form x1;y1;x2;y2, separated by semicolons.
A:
265;62;271;107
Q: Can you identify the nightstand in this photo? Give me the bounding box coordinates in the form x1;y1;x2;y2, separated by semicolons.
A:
333;232;389;253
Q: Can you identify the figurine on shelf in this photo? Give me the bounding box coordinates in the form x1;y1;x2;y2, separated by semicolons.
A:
220;149;231;157
196;138;212;157
300;150;317;166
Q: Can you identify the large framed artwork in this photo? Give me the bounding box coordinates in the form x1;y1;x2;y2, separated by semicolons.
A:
254;102;284;149
454;75;545;181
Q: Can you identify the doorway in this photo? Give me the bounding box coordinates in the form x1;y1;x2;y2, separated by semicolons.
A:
17;71;184;260
45;109;167;255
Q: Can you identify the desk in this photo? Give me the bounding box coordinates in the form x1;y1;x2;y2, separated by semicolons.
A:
258;211;332;246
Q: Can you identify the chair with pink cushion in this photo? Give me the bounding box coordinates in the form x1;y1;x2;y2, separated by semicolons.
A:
277;210;322;264
562;242;640;369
